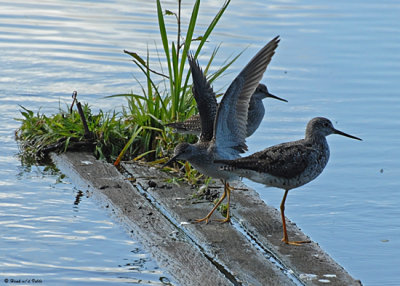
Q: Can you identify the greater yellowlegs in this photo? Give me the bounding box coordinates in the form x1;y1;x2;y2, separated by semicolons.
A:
215;117;362;244
166;83;287;137
164;36;280;223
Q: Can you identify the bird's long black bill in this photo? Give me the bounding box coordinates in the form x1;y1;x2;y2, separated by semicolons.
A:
162;155;179;168
268;93;288;102
334;129;362;141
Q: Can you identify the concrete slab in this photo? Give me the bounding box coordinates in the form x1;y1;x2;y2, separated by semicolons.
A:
51;151;362;286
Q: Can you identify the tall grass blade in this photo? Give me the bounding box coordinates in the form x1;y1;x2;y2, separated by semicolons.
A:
156;0;174;115
178;0;200;110
113;126;143;166
195;0;231;56
209;50;243;83
171;42;179;113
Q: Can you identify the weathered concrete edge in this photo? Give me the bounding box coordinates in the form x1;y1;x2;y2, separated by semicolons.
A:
123;162;363;286
50;151;362;286
50;152;231;286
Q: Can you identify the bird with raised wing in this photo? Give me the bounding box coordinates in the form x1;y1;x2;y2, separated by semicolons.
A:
164;36;280;223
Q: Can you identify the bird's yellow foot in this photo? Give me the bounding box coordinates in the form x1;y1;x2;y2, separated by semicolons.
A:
194;216;211;224
215;217;230;223
281;237;311;246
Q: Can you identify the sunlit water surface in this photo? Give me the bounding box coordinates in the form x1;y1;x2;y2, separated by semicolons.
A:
1;0;399;285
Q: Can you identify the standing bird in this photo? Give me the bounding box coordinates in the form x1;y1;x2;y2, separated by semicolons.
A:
164;36;280;223
166;83;287;137
215;117;362;244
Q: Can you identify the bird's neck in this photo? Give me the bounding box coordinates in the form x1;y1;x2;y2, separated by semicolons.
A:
247;95;265;135
305;134;330;158
248;93;264;110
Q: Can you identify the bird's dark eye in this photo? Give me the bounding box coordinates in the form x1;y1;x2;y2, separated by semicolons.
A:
323;122;329;127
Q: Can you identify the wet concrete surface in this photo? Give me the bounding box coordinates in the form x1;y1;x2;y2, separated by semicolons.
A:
51;151;362;286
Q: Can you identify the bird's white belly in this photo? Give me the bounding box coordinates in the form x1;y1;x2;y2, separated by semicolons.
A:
234;169;305;190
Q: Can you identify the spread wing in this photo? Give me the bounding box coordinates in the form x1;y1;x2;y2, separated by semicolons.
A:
213;36;280;158
187;53;217;142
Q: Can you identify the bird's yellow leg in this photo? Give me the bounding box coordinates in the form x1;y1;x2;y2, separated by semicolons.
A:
216;182;233;223
195;183;227;224
280;189;311;246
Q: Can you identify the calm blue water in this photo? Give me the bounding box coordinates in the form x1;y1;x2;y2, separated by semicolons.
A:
1;0;399;285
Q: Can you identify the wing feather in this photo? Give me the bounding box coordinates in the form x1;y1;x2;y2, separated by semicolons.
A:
213;36;280;157
187;54;217;142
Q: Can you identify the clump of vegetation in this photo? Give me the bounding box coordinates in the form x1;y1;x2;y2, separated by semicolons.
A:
15;99;136;163
15;0;238;176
